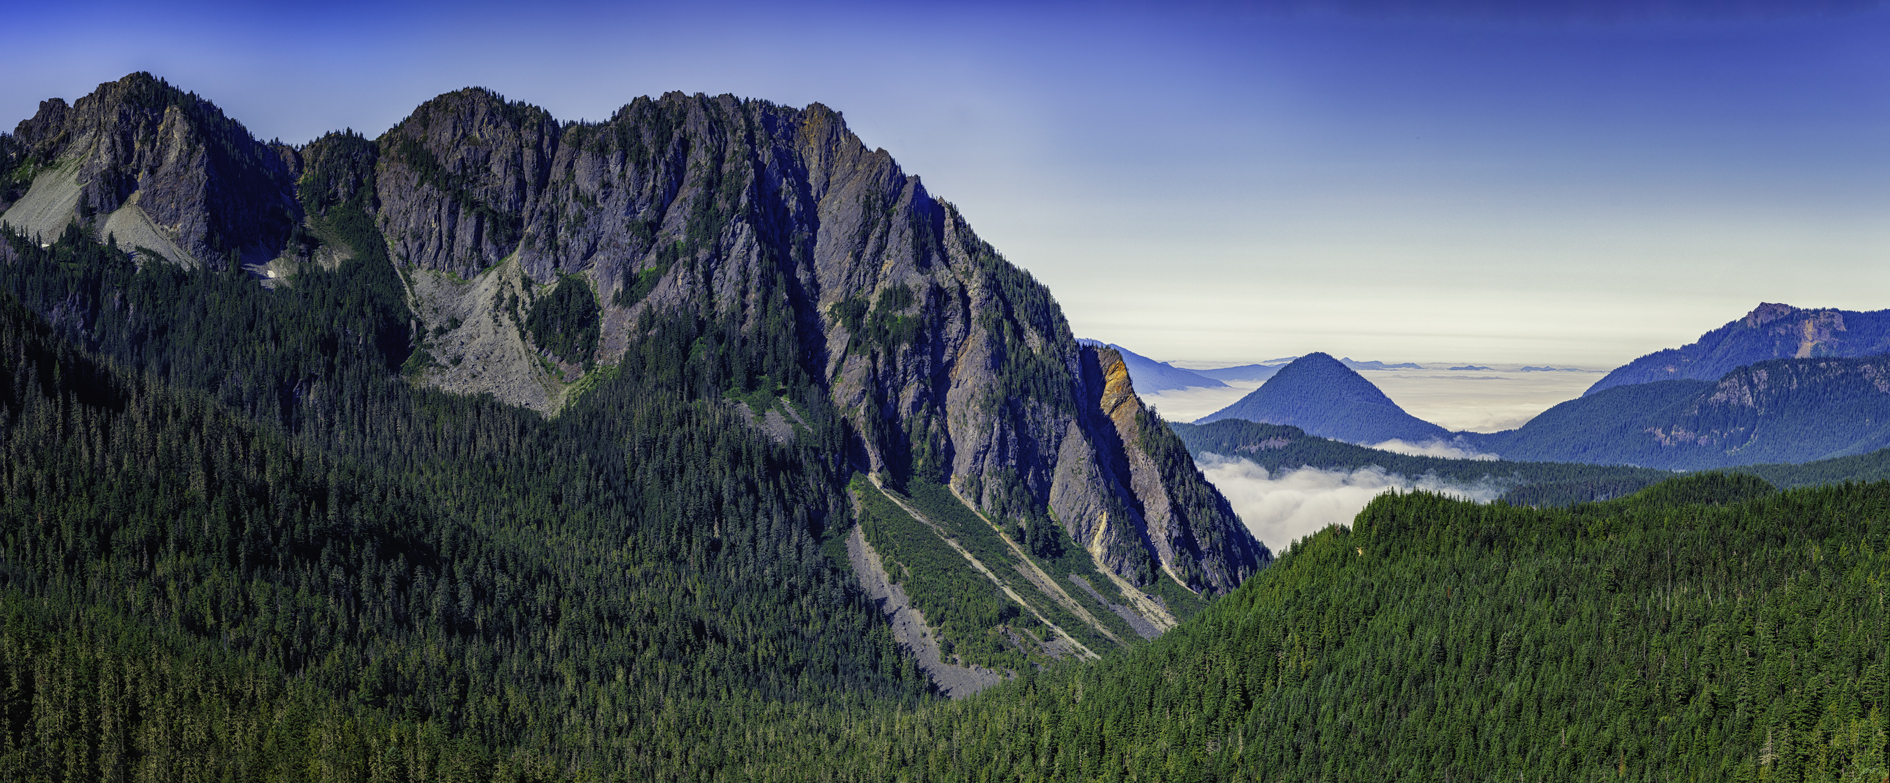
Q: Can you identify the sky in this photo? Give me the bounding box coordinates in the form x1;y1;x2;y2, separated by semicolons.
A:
6;0;1888;368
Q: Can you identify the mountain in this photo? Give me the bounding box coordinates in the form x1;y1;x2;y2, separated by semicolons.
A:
1338;357;1422;370
1190;361;1288;383
1464;353;1890;469
1195;351;1450;443
0;73;1280;775
1079;340;1227;392
0;73;299;269
1586;302;1890;396
0;72;1264;598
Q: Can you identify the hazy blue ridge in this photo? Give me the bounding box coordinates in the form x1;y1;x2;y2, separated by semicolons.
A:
1338;357;1422;370
1469;353;1890;470
1458;379;1712;464
1585;302;1890;396
1190;363;1287;383
1169;418;1673;506
1079;339;1227;392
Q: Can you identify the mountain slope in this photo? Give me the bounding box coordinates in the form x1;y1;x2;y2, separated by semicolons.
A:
815;477;1890;781
320;85;1265;593
1466;354;1890;469
1586;302;1890;396
1195;351;1449;443
0;74;1264;668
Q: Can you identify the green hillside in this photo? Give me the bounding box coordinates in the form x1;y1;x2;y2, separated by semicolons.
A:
0;233;930;779
822;474;1890;781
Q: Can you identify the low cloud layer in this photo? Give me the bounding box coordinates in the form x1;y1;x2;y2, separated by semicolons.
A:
1365;438;1499;461
1198;453;1504;553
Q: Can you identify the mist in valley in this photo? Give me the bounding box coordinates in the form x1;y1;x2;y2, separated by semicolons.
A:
1197;452;1506;553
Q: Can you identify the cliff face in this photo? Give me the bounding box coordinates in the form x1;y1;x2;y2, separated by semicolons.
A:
0;73;299;269
0;76;1268;595
1586;303;1890;397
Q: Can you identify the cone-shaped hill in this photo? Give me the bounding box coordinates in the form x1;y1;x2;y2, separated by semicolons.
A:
1195;352;1449;444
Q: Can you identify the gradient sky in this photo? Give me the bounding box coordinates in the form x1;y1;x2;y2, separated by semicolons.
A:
6;1;1887;368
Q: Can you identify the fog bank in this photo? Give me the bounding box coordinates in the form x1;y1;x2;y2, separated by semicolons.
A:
1198;453;1504;553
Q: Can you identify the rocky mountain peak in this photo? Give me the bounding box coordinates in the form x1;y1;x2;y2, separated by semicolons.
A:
1;72;298;269
1744;302;1796;327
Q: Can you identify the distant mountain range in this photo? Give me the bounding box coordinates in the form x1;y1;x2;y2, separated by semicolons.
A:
1339;357;1422;371
1585;302;1890;396
1194;352;1449;444
1081;341;1228;392
1464;353;1890;469
1190;363;1288;383
1182;318;1890;471
1104;349;1434;394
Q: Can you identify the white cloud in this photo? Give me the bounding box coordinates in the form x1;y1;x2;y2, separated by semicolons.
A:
1197;453;1504;553
1365;438;1499;461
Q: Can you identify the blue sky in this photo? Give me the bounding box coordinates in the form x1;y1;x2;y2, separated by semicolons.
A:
6;0;1887;366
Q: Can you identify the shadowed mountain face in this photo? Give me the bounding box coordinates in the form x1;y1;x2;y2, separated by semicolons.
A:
1195;352;1449;444
0;73;1266;596
0;72;299;269
1466;353;1890;469
1586;302;1890;396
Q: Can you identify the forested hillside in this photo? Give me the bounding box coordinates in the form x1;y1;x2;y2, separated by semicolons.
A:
0;264;934;778
818;474;1890;781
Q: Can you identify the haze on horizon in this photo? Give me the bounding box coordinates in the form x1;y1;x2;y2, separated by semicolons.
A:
5;0;1886;369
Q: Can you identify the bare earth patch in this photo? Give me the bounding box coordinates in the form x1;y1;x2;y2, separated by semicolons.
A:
845;526;1003;699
